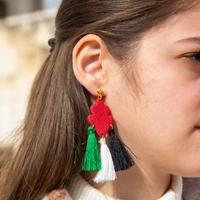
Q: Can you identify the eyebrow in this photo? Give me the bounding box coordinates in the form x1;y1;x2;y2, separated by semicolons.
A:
176;37;200;44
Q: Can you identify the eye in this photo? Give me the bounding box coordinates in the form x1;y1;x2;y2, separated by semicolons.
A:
185;51;200;62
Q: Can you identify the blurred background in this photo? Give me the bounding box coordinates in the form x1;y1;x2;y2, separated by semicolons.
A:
0;0;62;147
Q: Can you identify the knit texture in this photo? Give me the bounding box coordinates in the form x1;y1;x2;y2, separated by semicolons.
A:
182;178;200;200
43;177;200;200
66;176;182;200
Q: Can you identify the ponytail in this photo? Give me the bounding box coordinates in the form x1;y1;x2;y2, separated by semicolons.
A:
0;42;91;200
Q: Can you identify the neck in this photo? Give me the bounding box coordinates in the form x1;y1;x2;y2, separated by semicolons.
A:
86;165;171;200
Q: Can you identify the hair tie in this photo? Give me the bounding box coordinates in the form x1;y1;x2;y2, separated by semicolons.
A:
48;38;56;53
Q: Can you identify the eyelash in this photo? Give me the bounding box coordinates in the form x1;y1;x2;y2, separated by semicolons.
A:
186;51;200;62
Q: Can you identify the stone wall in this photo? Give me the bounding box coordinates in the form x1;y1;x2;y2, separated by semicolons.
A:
0;9;56;146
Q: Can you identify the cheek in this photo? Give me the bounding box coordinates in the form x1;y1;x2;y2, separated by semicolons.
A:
132;76;200;173
142;78;200;135
108;61;200;175
144;82;186;132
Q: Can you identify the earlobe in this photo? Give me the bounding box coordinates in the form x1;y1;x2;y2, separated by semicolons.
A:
72;34;107;96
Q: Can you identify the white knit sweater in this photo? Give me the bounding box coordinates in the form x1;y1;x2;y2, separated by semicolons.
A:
65;176;183;200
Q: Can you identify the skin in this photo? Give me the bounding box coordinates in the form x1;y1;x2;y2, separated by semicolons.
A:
72;5;200;200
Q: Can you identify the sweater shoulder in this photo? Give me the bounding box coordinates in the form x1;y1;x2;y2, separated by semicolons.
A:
183;178;200;200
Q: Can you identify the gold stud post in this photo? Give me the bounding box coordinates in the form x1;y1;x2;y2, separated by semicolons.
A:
97;88;103;100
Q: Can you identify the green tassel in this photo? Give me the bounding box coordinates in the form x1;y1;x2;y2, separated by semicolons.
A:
82;126;101;171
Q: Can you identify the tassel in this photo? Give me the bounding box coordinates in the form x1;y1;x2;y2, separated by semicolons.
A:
94;138;116;183
108;128;134;171
82;126;101;171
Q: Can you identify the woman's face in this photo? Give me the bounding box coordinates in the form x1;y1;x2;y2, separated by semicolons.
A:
107;6;200;177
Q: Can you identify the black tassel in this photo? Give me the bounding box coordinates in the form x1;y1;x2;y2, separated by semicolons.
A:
108;128;134;171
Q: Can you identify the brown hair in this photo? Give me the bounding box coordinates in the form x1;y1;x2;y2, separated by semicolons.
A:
0;0;198;199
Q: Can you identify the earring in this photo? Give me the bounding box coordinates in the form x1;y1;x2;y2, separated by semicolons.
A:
82;89;134;183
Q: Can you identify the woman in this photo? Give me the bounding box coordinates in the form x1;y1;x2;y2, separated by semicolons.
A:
1;0;200;199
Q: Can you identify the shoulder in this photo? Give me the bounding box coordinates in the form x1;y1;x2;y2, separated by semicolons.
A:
183;178;200;200
43;189;72;200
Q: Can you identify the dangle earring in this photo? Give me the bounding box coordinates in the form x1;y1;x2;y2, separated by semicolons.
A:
82;88;134;183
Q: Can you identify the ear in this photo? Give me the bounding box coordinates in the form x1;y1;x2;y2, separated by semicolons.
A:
72;34;109;97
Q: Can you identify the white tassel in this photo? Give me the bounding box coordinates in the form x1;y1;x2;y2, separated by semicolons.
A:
94;137;116;183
